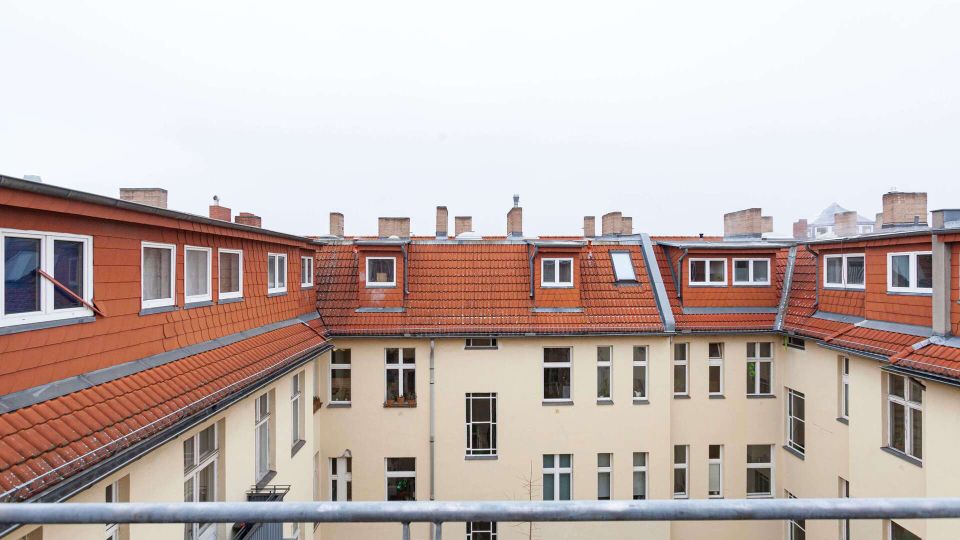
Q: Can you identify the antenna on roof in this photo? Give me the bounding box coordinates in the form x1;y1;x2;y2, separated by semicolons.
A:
513;194;520;208
213;195;220;205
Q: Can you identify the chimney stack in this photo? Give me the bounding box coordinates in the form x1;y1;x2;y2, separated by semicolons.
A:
436;206;449;239
584;216;596;238
932;209;960;229
455;216;473;236
601;212;622;236
761;216;774;234
507;196;522;238
723;208;763;238
120;188;168;209
882;191;927;228
874;212;884;229
330;212;344;237
792;219;808;240
378;217;410;238
834;211;858;237
620;217;633;235
209;196;231;222
235;212;262;228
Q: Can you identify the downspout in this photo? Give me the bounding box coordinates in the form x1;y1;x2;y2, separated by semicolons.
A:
803;244;819;309
429;338;436;538
675;248;688;302
528;244;539;299
401;244;410;298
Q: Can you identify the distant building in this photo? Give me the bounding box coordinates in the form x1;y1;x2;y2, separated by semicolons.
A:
808;202;875;238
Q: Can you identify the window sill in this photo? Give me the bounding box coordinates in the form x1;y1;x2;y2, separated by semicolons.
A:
746;394;776;399
632;398;650;405
301;284;314;289
596;399;614;405
673;394;691;399
267;290;288;297
886;290;933;297
365;283;397;289
836;416;849;425
0;315;96;336
540;284;575;289
291;439;306;458
823;286;865;292
709;394;725;400
139;305;178;316
255;470;277;489
731;283;772;288
542;400;574;406
465;455;498;461
783;445;805;461
184;300;213;310
327;402;352;409
687;283;727;288
384;400;417;408
464;347;499;350
746;494;773;499
673;495;689;500
218;296;244;305
881;446;923;468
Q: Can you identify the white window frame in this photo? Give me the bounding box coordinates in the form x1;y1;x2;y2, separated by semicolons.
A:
1;228;95;327
255;392;271;481
301;256;314;288
673;342;689;397
596;346;612;401
732;258;771;286
688;258;727;286
384;457;416;501
673;445;689;499
786;388;805;455
786;491;805;540
465;337;498;349
610;251;638;282
746;444;774;498
633;346;648;401
839;477;850;540
542;454;572;501
708;444;723;498
329;349;352;404
267;253;287;294
785;335;806;350
385;348;416;402
597;453;612;500
823;253;866;289
105;479;121;540
542;347;573;403
465;392;497;457
887;373;923;461
708;342;724;396
887;251;933;294
839;356;850;420
541;257;574;288
329;456;353;501
183;246;212;304
217;248;243;300
141;241;177;310
746;342;774;397
366;256;397;288
466;522;498;540
183;424;218;540
890;521;921;540
632;452;648;500
291;371;304;446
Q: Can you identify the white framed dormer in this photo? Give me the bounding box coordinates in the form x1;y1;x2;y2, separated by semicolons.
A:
183;246;212;304
688;258;727;286
366;257;397;288
218;248;243;301
541;257;574;288
823;253;865;290
141;241;177;310
301;256;314;288
887;251;933;294
267;253;287;294
732;258;771;286
1;228;95;328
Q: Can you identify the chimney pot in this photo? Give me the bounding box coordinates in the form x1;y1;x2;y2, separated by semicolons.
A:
330;212;344;237
436;206;449;239
601;212;622;236
583;216;596;238
378;217;410;239
120;188;168;209
882;191;927;228
455;216;473;237
234;212;262;228
507;206;523;238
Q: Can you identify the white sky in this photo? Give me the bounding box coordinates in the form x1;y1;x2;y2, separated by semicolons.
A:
1;1;957;237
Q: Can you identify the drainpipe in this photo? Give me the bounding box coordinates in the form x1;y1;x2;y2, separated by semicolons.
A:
675;248;688;302
528;244;539;299
803;244;819;309
429;338;436;538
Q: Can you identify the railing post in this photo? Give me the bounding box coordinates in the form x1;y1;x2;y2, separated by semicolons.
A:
434;521;442;540
402;521;410;540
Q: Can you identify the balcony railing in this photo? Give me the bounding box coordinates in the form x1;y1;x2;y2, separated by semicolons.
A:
3;498;960;539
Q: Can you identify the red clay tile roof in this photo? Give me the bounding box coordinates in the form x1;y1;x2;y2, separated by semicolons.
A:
316;243;664;334
894;345;960;378
0;320;327;502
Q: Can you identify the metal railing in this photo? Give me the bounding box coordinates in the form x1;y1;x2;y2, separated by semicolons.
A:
3;499;960;539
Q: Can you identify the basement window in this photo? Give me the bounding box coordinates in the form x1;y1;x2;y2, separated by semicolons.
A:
366;257;396;287
887;252;933;294
541;258;574;287
824;254;865;289
689;258;726;286
611;251;637;282
732;258;770;285
465;337;498;349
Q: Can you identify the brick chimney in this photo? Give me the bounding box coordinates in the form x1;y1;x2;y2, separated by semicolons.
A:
792;219;808;240
507;196;522;238
209;197;231;222
455;216;472;236
621;217;633;235
584;216;596;238
882;191;927;228
874;212;884;229
601;212;622;236
761;216;773;234
330;212;344;237
436;206;448;239
378;217;410;238
834;211;858;237
723;208;763;238
235;212;262;228
120;188;168;209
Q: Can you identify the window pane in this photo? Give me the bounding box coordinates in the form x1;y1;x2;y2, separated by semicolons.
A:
4;237;42;314
746;468;771;495
558;260;572;283
674;343;687;361
386;477;415;501
674;446;686;464
543;260;556;283
709;445;721;459
746;362;757;394
543;454;554;468
891;255;910;288
183;438;195;471
559;473;571;500
891;521;922;540
826;258;843;284
633;471;646;499
690;260;705;282
633;365;646;398
198;426;216;459
267;255;277;288
597;346;611;363
759;342;772;357
709;463;721;495
559;454;571;468
597;365;611;399
197;462;215;502
917;254;933;289
759;362;771;394
890;375;905;398
332;349;351;364
673;469;687;495
403;348;416;364
911;408;922;459
53;240;84;309
709;260;725;282
633;452;646;467
846;256;864;285
709;365;721;394
633;346;647;362
387;457;415;471
708;343;723;358
219;252;240;294
471;397;491;422
753;260;769;282
611;252;637;281
185;250;208;297
598;472;610;500
747;445;771;463
331;369;351;401
673;364;687;393
544;348;570;363
890;402;906;452
734;260;749;282
143;247;172;301
402;369;416;399
386;369;400;400
597;453;611;467
277;256;286;286
542;473;554;500
368;258;394;284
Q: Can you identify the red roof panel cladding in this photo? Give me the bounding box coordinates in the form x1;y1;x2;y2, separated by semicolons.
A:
315;243;663;334
953;243;960;336
357;247;405;309
819;289;866;318
895;345;960;379
0;320;327;501
0;203;316;395
679;251;781;308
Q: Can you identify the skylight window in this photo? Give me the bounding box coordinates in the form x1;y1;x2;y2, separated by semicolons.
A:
611;252;637;282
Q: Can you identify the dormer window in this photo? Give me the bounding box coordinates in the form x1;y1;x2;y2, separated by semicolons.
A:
541;258;573;287
366;257;396;287
888;252;932;294
611;252;638;283
823;254;865;289
732;258;770;286
689;258;726;286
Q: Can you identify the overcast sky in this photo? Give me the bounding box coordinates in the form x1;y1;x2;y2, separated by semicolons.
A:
1;1;957;237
